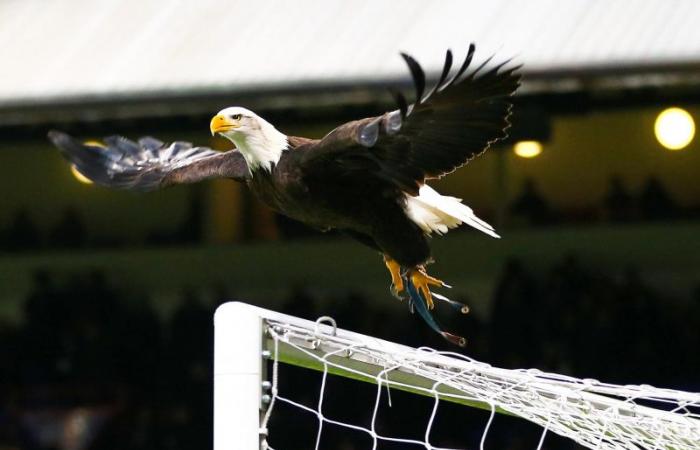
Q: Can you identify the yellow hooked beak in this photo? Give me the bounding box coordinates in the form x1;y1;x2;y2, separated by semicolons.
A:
210;114;239;135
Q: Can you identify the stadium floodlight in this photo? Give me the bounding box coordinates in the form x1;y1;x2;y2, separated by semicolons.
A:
214;302;700;450
655;107;695;150
513;140;543;158
70;164;93;185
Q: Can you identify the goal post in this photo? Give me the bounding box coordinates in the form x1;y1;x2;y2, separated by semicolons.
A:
213;302;265;450
214;301;700;450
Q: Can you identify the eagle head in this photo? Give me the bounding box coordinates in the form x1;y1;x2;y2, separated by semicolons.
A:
210;106;288;172
210;106;259;137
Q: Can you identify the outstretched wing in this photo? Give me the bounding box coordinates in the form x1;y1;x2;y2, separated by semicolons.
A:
301;44;521;194
48;131;250;191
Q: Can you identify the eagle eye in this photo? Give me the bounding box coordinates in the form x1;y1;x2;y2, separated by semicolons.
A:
231;114;242;120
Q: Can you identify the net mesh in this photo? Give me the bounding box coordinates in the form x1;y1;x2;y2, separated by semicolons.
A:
259;316;700;450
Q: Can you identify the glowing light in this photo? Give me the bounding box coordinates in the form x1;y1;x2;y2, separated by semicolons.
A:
68;139;105;185
654;107;695;150
513;140;543;158
70;164;93;184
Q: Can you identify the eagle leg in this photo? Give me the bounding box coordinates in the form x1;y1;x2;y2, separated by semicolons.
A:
383;255;405;299
408;266;448;310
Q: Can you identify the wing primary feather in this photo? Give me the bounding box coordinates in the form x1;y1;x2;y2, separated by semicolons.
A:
425;49;453;100
436;49;453;90
439;43;475;91
49;130;249;191
481;57;514;80
463;54;495;83
400;52;425;105
300;44;522;189
391;89;409;119
138;136;164;151
103;136;140;157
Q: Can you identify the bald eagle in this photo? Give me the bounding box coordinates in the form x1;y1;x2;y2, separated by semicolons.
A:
49;45;520;346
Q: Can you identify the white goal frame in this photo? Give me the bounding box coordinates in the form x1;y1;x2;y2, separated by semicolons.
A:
214;301;700;450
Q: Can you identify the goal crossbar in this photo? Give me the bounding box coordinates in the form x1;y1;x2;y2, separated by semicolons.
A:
214;301;700;450
266;319;515;415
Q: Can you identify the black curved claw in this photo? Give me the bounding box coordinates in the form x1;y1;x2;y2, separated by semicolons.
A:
442;332;467;347
390;283;405;300
400;52;425;105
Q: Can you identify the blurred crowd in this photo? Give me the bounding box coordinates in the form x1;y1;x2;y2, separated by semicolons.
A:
0;254;698;450
1;175;697;251
0;270;212;450
509;175;692;226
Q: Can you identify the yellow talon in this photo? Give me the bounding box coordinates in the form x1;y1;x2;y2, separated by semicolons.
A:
384;256;404;298
409;267;446;310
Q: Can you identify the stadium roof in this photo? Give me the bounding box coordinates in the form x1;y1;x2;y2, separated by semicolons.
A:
2;0;700;111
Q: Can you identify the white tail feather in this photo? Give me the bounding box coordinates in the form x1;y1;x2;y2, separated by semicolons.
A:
405;185;500;238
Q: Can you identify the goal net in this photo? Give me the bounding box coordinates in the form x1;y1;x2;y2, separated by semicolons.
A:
214;302;700;450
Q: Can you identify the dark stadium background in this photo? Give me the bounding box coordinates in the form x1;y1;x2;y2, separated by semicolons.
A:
1;1;700;449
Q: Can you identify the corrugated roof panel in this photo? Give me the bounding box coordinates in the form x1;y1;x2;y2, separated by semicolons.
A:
1;0;699;105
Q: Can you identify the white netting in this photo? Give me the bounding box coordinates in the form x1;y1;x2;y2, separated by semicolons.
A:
259;317;700;450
